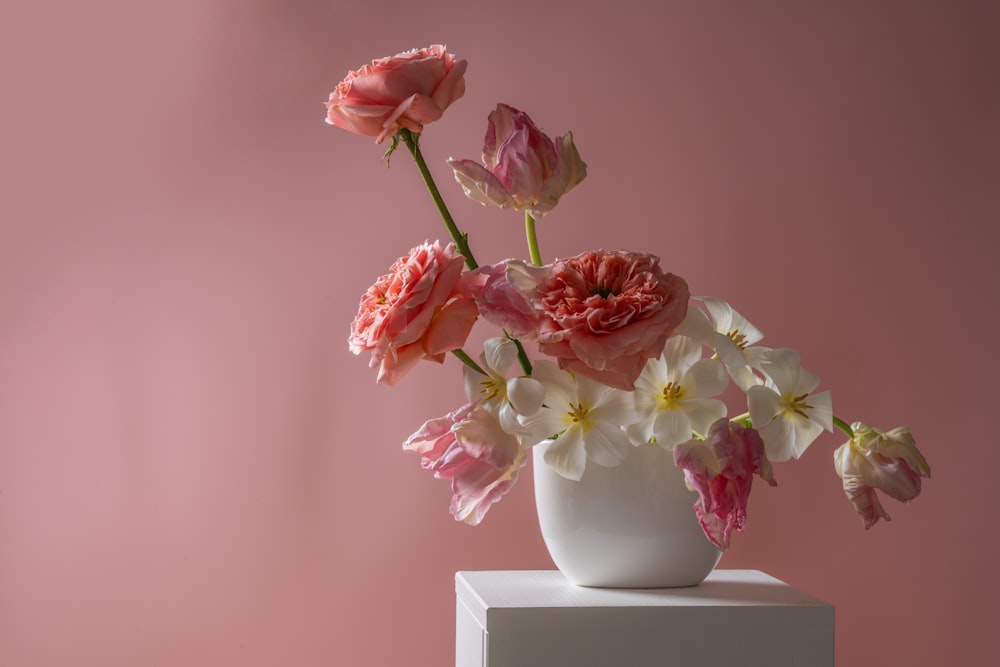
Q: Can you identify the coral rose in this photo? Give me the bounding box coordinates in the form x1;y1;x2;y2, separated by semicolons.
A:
507;250;690;390
349;241;478;385
325;45;467;144
447;103;587;217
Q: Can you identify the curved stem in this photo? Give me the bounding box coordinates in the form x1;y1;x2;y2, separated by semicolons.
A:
525;211;542;266
451;349;486;375
398;129;478;270
833;416;855;439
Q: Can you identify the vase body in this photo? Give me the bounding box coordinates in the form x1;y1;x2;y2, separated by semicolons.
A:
533;441;722;588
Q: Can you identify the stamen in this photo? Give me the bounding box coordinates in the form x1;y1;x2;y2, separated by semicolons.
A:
480;379;501;402
661;381;683;407
566;401;589;423
787;392;814;419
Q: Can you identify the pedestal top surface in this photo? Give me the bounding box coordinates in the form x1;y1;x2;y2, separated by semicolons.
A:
456;569;830;610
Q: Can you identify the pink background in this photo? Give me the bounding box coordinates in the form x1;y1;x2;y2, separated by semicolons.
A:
2;1;998;665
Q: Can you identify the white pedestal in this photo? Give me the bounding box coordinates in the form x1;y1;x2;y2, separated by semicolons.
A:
456;569;834;667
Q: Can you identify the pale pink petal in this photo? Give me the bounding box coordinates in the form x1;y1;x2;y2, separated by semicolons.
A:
325;45;466;144
447;159;515;209
532;132;587;215
674;419;774;550
833;424;930;529
430;58;468;110
492;125;550;207
481;103;518;167
451;103;585;215
462;261;539;337
403;402;526;525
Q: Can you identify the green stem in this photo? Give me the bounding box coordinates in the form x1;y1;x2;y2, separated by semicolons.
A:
730;412;753;428
397;131;540;379
398;129;478;270
508;334;533;376
451;349;486;375
833;416;855;439
525;211;542;266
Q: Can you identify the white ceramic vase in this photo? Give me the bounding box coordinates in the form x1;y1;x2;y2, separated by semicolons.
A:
533;441;722;588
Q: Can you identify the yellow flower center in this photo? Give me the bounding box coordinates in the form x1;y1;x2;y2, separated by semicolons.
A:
566;402;590;424
784;392;814;419
727;329;748;349
659;381;684;409
479;377;502;402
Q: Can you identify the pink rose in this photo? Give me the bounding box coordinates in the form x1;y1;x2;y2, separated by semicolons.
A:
325;45;467;144
833;422;930;529
507;250;690;390
462;261;539;337
403;402;526;525
674;418;777;550
447;104;587;217
349;241;478;385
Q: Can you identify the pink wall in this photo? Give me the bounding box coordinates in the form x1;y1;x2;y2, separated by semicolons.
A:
2;1;997;664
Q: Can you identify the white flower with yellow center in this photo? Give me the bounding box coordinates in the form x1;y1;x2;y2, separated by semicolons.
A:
463;337;545;435
626;335;729;449
747;348;833;461
680;297;769;391
518;360;645;481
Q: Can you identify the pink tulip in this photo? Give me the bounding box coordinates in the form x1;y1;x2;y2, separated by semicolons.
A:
834;422;930;528
507;250;689;390
325;45;467;144
349;241;478;385
674;418;776;550
448;104;587;217
461;261;539;337
403;402;525;525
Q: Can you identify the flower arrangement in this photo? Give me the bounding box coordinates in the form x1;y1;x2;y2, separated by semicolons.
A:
326;45;930;549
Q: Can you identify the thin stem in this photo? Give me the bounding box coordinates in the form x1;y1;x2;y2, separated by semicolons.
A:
508;334;533;376
398;129;478;270
730;412;753;428
451;349;486;375
524;211;542;266
833;416;855;439
396;130;540;379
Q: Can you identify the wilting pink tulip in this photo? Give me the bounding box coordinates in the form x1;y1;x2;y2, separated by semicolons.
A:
834;422;930;528
448;104;587;217
325;45;467;143
349;241;478;385
403;402;525;525
674;418;776;550
506;250;689;390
